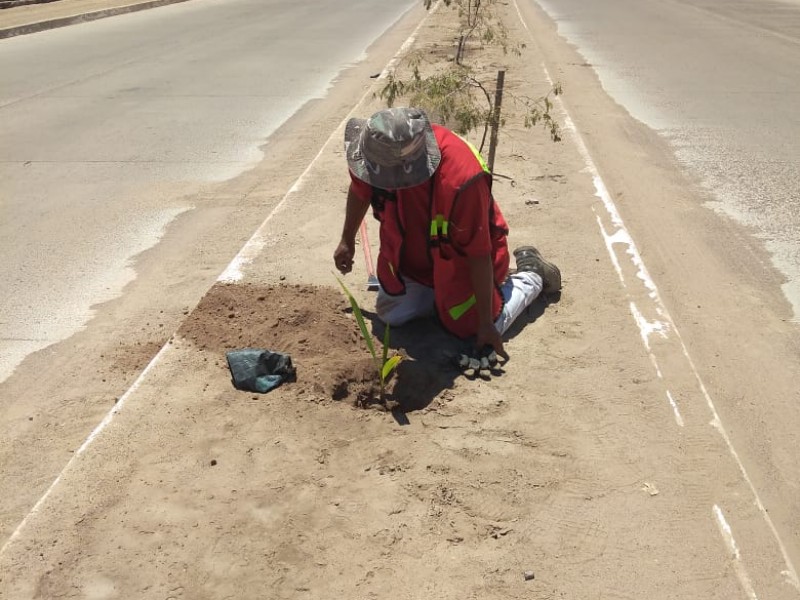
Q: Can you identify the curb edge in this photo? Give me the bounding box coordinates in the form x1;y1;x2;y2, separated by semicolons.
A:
0;0;191;39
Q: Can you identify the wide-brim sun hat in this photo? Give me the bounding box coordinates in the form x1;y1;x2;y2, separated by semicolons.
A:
344;107;441;190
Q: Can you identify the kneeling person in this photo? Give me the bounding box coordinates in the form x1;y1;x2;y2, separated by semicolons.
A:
333;107;560;358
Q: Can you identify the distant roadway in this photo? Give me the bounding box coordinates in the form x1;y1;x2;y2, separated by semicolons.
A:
0;0;416;383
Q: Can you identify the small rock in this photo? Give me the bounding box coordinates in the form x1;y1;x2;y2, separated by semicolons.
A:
523;570;535;581
642;482;659;496
491;527;512;539
210;459;218;466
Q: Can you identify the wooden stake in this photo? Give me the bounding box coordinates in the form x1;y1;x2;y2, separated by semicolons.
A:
487;69;505;174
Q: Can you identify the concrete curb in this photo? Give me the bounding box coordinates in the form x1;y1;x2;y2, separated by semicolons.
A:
0;0;61;10
0;0;191;39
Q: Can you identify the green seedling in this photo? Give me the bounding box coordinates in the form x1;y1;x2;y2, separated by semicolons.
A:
336;275;401;402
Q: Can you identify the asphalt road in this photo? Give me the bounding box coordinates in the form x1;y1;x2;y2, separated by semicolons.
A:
0;0;415;383
523;0;800;588
533;0;800;319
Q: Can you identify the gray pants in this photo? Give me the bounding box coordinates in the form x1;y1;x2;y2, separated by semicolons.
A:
375;271;543;334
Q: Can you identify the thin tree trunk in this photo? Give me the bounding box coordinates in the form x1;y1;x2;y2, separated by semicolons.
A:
487;70;505;173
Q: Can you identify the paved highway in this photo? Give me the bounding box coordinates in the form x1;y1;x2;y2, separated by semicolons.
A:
0;0;415;383
522;0;800;591
533;0;800;319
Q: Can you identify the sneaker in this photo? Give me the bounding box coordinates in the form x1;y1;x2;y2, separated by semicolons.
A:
513;246;562;294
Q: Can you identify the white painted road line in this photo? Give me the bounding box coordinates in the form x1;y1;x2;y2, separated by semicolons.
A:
0;2;441;561
0;343;173;557
715;504;760;600
218;1;440;283
511;0;800;592
665;390;685;428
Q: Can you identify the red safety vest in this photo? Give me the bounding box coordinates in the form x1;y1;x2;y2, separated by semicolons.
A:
372;126;510;338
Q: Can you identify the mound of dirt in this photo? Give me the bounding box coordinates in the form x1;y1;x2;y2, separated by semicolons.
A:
178;282;389;404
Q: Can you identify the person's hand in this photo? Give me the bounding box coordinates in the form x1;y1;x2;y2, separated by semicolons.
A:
454;344;506;378
333;239;355;274
452;322;509;378
475;321;509;362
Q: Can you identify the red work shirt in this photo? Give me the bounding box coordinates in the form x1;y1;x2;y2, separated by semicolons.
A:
349;171;495;287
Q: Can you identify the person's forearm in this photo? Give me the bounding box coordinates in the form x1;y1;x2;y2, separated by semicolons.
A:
467;254;495;326
341;187;371;243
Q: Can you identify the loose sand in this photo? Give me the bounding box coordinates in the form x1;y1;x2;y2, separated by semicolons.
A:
1;1;799;598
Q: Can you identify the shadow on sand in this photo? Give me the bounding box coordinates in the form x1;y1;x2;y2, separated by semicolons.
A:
359;291;560;422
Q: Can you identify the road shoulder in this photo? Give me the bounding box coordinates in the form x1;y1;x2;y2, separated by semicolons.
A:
0;0;191;38
1;1;798;598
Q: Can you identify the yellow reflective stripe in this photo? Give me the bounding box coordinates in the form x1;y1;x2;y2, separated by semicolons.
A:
389;262;395;277
448;294;476;321
430;214;447;239
456;134;490;173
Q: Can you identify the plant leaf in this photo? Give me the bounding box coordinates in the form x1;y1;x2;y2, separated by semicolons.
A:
382;324;390;367
335;275;378;367
381;355;402;382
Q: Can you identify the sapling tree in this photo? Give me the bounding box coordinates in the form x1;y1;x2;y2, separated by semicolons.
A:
378;0;562;154
335;276;401;403
378;64;562;152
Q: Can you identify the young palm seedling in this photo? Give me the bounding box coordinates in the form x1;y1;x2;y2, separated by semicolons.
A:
336;275;401;403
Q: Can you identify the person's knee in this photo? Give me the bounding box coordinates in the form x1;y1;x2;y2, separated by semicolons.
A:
376;302;415;327
376;283;435;326
376;295;403;326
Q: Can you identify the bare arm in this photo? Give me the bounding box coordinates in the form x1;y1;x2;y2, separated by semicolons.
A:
334;184;371;274
468;254;508;359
